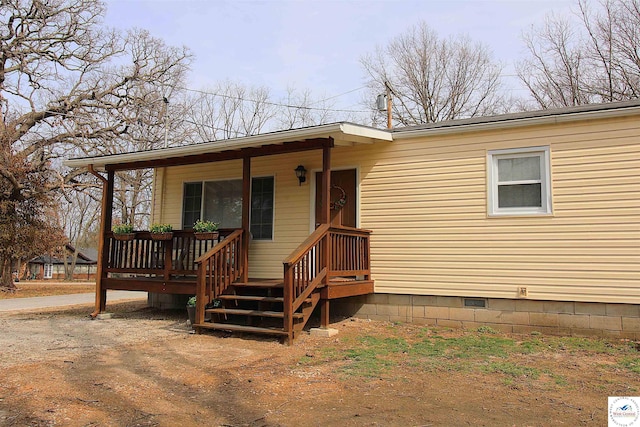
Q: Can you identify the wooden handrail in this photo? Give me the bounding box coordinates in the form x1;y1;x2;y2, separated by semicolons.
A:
282;224;329;266
282;224;372;344
194;229;244;327
283;224;329;344
194;229;243;264
104;229;236;278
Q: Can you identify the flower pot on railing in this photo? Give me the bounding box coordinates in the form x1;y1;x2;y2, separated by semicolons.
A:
114;233;136;241
150;232;173;241
192;220;219;241
194;231;219;240
112;223;134;241
149;224;173;240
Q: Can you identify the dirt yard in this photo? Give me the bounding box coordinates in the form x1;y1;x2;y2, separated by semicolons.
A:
0;301;638;427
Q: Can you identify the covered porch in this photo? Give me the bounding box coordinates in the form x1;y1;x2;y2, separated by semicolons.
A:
66;123;391;343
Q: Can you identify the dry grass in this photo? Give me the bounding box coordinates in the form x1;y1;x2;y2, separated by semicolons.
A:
0;281;95;299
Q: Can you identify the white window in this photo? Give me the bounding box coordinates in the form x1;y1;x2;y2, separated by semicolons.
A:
487;146;552;216
43;263;53;279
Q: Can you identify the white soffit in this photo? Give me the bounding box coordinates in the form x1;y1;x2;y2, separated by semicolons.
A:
64;122;392;169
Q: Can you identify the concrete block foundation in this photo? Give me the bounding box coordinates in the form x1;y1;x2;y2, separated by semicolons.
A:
332;294;640;339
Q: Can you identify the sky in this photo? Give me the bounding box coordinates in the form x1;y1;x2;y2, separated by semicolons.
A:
103;0;576;112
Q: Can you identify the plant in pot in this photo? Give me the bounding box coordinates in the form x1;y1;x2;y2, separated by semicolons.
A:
149;223;173;240
112;223;135;241
193;219;219;240
186;296;196;326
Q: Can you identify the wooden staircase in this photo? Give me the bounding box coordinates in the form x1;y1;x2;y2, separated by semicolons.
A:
193;225;373;344
195;280;320;340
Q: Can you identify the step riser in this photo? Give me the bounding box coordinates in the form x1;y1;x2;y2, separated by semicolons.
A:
200;281;319;341
206;308;303;319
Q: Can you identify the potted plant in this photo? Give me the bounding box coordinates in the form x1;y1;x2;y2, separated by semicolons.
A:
186;296;196;326
149;223;173;240
112;223;135;241
193;219;219;240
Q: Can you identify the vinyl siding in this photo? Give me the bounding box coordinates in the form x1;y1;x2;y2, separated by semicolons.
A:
359;116;639;304
154;153;320;278
153;114;640;303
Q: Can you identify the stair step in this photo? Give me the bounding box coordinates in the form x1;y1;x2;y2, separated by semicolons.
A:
217;295;283;302
217;294;314;304
196;322;288;336
234;281;283;288
206;308;303;319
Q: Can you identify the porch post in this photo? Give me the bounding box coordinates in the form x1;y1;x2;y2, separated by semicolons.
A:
242;156;251;283
89;166;114;317
320;140;332;328
321;141;331;225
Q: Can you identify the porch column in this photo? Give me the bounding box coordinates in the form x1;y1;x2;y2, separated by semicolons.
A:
320;140;332;327
89;166;114;317
321;141;331;225
242;157;251;283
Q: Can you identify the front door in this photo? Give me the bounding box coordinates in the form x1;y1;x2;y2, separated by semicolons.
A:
315;169;357;228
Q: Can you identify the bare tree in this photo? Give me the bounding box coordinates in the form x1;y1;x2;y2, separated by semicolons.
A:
54;189;100;280
277;86;344;129
186;81;276;141
360;21;506;126
0;0;191;289
517;0;640;108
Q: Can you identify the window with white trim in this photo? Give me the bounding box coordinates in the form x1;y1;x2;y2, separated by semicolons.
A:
487;147;552;216
43;263;53;279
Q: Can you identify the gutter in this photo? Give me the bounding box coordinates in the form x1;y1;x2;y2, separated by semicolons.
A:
393;103;640;140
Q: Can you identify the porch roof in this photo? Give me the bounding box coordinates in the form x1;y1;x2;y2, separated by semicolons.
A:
65;122;392;171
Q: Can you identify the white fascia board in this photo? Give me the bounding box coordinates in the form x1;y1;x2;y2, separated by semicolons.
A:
393;105;640;140
64;122;392;169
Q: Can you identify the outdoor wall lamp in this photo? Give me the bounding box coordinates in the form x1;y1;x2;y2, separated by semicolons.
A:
294;165;307;186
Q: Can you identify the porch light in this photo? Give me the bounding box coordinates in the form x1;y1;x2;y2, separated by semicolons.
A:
294;165;307;186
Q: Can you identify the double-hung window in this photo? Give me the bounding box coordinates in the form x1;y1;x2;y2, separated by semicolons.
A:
182;176;274;240
43;263;53;279
487;146;552;216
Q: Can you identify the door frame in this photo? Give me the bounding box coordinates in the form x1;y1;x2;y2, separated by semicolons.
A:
309;166;360;233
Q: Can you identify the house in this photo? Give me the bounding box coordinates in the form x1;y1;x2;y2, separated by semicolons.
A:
27;244;98;281
65;100;640;342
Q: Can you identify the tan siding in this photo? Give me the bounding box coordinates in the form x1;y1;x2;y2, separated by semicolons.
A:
156;153;323;278
357;115;640;304
153;114;640;304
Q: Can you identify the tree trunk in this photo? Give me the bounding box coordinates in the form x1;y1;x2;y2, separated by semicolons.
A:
1;259;17;291
66;247;79;282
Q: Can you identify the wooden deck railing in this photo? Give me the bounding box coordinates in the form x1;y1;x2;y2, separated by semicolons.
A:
282;224;372;342
105;229;235;279
194;229;245;326
328;225;372;281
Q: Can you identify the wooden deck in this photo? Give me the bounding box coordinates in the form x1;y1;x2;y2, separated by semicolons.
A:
99;226;373;344
102;276;373;299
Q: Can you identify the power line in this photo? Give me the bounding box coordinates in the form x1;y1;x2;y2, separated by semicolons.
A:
308;86;368;106
177;85;370;113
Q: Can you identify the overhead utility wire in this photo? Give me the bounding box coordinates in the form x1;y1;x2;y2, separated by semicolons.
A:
175;85;370;114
